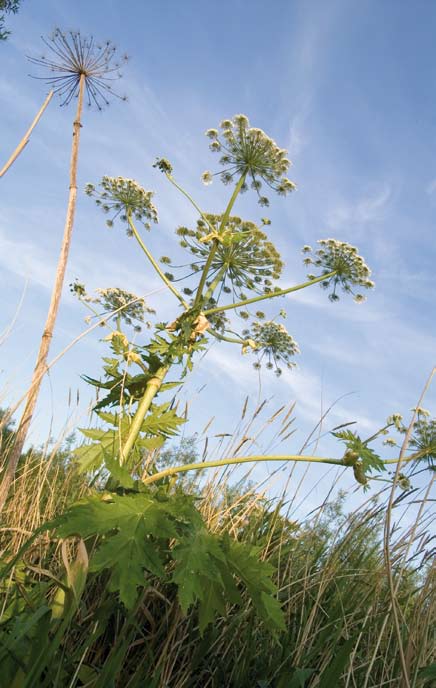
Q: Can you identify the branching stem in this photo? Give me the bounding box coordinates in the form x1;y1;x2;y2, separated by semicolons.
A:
142;454;345;485
194;173;247;307
203;271;337;316
165;173;216;233
127;213;189;309
141;448;428;486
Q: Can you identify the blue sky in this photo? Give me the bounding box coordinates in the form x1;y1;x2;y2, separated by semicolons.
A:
1;0;435;506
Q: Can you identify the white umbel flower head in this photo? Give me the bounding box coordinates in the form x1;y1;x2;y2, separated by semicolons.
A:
85;176;158;233
303;239;374;302
205;114;296;205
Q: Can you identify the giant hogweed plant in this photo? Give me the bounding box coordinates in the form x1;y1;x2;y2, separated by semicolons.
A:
8;115;435;648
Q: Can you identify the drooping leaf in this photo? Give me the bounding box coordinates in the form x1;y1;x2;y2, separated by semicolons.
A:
171;530;226;613
225;539;285;632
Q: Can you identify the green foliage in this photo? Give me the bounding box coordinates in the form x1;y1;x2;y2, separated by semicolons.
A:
74;404;184;474
332;428;386;486
55;489;284;630
0;0;20;41
2;102;435;687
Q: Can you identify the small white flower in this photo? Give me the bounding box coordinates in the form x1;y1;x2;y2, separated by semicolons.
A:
201;171;213;186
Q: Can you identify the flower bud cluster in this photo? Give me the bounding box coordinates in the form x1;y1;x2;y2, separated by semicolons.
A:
203;114;296;206
302;239;374;302
85;177;158;233
243;321;299;376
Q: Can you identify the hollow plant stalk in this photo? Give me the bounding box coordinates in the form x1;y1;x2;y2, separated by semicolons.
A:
0;74;86;512
194;173;247;306
141;449;425;487
120;365;169;464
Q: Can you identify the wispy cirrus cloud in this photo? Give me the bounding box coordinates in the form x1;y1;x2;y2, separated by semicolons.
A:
327;185;392;230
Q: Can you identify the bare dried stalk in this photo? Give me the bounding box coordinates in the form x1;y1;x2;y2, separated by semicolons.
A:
0;90;53;178
0;75;85;512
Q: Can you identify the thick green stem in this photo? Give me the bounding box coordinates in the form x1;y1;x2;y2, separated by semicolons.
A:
383;449;430;464
203;271;337;316
127;213;189;309
120;365;169;464
141;448;427;486
194;173;247;307
208;327;245;345
142;454;345;485
202;265;228;303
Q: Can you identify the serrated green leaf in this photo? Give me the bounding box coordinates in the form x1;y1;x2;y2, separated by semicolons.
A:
73;442;104;473
79;428;108;440
171;530;226;613
141;403;185;437
97;411;118;425
90;525;164;608
56;493;201;609
104;452;134;489
225;539;284;631
198;577;227;633
258;591;286;632
137;435;165;451
334;430;386;477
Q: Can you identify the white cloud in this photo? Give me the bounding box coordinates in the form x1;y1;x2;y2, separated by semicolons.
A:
327;185;392;229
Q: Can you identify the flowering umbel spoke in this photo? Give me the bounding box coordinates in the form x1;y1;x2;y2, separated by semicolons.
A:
202;114;296;205
86;177;158;233
410;411;436;467
162;214;283;301
28;28;128;109
302;239;375;302
242;321;300;376
70;281;155;332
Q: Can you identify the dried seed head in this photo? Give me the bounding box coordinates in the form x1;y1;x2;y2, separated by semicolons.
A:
28;28;128;108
